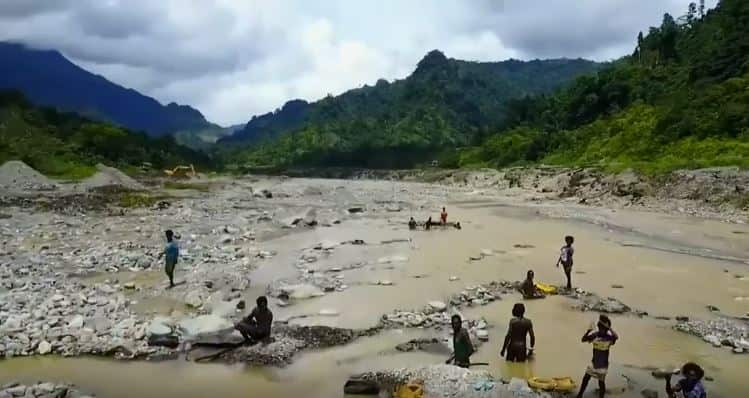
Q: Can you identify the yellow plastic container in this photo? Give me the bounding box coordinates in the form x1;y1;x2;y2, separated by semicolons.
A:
528;377;556;391
535;283;558;295
552;377;577;392
528;376;576;392
394;381;424;398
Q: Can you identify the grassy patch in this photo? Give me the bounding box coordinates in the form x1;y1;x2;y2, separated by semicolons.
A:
117;192;163;208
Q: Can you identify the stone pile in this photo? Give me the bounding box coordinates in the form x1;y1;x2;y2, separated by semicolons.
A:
216;324;379;366
353;365;551;398
675;318;749;354
0;382;94;398
0;277;161;359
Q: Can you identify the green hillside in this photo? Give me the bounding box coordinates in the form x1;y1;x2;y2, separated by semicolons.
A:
224;55;601;169
458;0;749;174
0;90;213;179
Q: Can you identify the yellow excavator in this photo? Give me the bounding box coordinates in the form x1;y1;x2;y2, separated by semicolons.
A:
163;164;196;179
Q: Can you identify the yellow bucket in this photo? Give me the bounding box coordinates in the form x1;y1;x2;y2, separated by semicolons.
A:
394;380;424;398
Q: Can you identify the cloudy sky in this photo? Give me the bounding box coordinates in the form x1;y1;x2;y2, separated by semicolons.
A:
0;0;717;126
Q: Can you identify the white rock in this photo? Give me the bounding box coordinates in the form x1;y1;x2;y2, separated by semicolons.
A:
37;340;52;355
147;318;172;336
703;334;722;347
51;294;65;302
475;330;490;341
123;282;136;290
178;314;232;337
68;315;84;329
449;276;459;282
185;291;204;308
379;280;393;286
318;309;340;317
480;249;494;256
319;240;338;250
428;301;447;312
282;284;325;300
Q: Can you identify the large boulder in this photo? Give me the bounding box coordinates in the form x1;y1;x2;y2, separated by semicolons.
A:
178;314;233;337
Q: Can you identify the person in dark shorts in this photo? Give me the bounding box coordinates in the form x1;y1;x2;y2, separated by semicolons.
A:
576;315;618;398
520;270;545;299
445;314;474;368
556;235;575;289
665;362;707;398
425;216;433;230
235;296;273;343
500;303;535;362
160;230;179;289
408;217;417;230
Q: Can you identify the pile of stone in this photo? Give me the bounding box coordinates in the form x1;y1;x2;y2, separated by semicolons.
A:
77;164;144;191
565;289;644;315
351;365;551;398
448;282;512;306
215;324;379;367
0;278;161;359
380;282;512;334
675;318;749;354
0;161;57;192
0;382;94;398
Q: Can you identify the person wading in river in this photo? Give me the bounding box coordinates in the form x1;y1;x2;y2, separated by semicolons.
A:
576;315;618;398
556;235;575;289
665;362;707;398
408;217;417;230
500;303;535;362
445;314;474;368
235;296;273;344
160;230;179;289
520;270;545;299
440;207;448;225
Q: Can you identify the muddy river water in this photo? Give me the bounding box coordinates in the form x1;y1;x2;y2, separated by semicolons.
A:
1;178;748;397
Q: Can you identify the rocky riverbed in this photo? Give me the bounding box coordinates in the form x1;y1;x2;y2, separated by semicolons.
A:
2;161;749;398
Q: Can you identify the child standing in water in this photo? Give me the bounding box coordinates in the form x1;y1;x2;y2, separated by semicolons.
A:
556;235;575;289
576;315;618;398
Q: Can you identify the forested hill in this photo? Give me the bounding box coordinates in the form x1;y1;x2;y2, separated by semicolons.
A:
221;53;601;168
0;90;212;179
0;42;216;137
455;0;749;174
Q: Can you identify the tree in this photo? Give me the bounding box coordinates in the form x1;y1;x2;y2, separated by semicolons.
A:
635;31;645;63
687;2;698;25
659;13;679;61
699;0;706;18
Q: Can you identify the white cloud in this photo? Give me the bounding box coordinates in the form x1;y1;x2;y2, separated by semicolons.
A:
0;0;719;125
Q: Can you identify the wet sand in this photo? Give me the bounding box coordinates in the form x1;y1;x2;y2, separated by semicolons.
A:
1;178;747;397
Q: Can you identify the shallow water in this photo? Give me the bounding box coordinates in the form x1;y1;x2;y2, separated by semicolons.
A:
1;179;748;397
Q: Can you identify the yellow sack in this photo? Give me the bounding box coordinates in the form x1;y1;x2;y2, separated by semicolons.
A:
535;283;558;295
394;380;424;398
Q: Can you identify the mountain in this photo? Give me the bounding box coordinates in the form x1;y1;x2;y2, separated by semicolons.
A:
0;42;214;136
220;99;310;144
458;0;749;174
0;90;212;179
222;52;601;168
174;124;244;150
